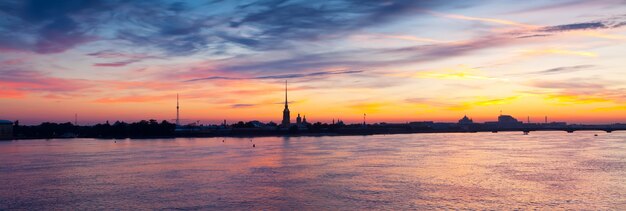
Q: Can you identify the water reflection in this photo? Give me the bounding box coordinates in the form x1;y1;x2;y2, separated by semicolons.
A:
1;131;625;209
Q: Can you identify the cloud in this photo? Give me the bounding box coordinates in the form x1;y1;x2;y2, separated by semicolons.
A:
405;97;457;107
471;96;521;106
93;59;140;67
528;79;626;104
0;89;26;99
595;105;626;111
540;22;608;32
88;50;161;67
545;94;611;104
0;0;106;54
522;49;597;57
0;69;91;93
505;0;594;14
398;65;506;81
428;11;536;28
405;95;522;111
516;34;550;39
49;0;465;55
86;50;161;59
1;0;623;57
114;16;218;55
433;11;626;41
227;0;459;49
93;95;170;104
230;104;256;108
386;34;517;63
382;14;626;65
185;70;363;82
415;71;502;81
531;81;605;90
354;34;447;43
527;65;595;75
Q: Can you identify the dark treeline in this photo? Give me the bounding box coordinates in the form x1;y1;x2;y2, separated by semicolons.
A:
14;120;176;139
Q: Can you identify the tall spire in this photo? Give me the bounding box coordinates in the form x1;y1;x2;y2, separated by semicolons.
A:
281;80;291;127
176;94;179;126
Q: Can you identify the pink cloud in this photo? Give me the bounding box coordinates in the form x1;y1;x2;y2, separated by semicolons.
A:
0;89;26;99
0;70;92;97
93;95;171;104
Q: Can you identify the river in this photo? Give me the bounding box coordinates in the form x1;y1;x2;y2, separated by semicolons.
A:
1;131;625;209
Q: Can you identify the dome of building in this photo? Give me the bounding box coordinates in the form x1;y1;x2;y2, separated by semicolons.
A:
458;115;473;124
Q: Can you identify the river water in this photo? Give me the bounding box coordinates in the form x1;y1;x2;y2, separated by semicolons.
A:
1;131;625;209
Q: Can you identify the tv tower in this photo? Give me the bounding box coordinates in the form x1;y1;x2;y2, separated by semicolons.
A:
176;94;180;126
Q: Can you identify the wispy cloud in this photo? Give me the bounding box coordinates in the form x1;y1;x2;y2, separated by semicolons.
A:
528;79;626;104
532;80;605;90
401;65;506;81
86;50;162;60
526;65;596;75
540;22;608;32
185;70;363;82
0;69;91;94
0;89;26;99
545;94;611;104
428;11;536;28
432;11;626;41
93;95;171;104
522;49;598;57
93;60;141;67
417;72;503;81
405;95;522;111
352;34;448;43
230;104;257;108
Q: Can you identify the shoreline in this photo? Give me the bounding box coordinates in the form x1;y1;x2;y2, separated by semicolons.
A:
4;129;621;141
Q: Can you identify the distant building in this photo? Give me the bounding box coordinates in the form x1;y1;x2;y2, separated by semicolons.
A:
296;113;302;125
498;115;521;124
0;120;13;140
335;119;345;126
458;115;473;125
295;113;309;130
458;115;474;131
497;114;523;128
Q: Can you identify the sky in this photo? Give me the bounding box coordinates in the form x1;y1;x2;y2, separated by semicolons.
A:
1;0;626;125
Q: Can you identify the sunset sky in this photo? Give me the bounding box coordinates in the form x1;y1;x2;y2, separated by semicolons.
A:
1;0;626;125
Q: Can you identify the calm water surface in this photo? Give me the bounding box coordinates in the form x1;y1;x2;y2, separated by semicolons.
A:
1;132;625;209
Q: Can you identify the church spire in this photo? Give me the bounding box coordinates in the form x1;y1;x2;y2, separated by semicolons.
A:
281;80;291;127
